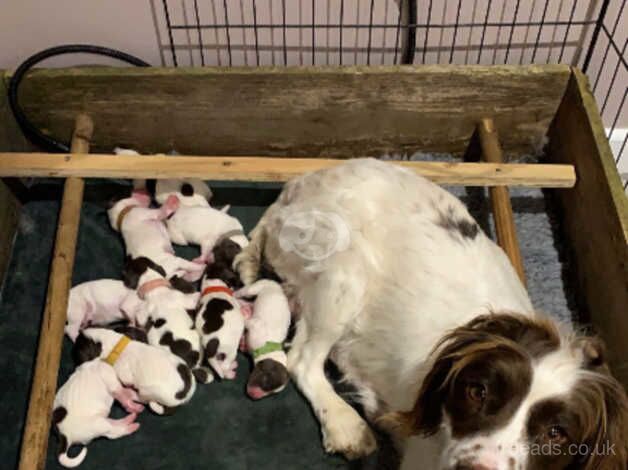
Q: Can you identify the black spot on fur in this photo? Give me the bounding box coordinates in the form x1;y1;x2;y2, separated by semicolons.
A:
186;309;198;322
154;318;166;328
205;338;219;359
52;406;67;425
145;316;154;331
216;352;226;361
73;333;102;365
159;332;200;368
169;275;198;294
113;325;148;343
192;368;209;383
201;298;232;334
248;359;289;392
175;364;193;400
203;239;244;288
180;183;194;196
437;206;479;241
122;256;167;289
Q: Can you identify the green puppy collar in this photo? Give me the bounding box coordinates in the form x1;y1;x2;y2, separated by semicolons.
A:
252;341;283;359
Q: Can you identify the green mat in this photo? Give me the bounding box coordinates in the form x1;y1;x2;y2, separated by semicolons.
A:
0;182;385;469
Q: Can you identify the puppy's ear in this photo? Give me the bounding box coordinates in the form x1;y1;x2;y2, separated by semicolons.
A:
122;256;142;289
72;332;102;365
170;275;198;294
575;336;607;370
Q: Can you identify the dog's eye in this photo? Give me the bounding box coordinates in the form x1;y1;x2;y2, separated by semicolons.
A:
217;353;226;361
466;383;487;404
546;425;568;444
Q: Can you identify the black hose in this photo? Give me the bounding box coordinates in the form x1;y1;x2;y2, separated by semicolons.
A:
8;44;150;153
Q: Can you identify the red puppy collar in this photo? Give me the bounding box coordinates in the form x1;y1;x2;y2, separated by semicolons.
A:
201;285;234;298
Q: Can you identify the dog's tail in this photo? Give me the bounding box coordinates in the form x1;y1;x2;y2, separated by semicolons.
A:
58;443;87;468
234;222;266;285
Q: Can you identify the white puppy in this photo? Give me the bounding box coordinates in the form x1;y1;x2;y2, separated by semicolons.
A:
195;273;245;380
65;279;147;341
74;328;197;415
155;178;213;208
164;202;248;264
52;359;142;467
236;279;291;399
107;191;204;281
122;256;211;384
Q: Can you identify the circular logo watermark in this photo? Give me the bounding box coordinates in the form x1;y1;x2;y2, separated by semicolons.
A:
278;209;350;262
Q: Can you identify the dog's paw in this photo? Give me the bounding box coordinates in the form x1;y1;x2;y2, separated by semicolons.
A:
126;422;141;434
321;406;377;460
164;194;180;211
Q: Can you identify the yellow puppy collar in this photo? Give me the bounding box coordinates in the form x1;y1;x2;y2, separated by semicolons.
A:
103;335;131;366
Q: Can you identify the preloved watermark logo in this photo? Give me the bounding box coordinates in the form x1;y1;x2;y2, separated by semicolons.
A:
278;209;350;263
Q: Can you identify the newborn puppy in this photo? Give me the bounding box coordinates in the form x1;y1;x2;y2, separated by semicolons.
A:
74;328;196;415
195;254;247;380
53;359;141;467
122;256;211;384
165;202;249;264
155;178;213;208
235;279;291;399
65;279;147;341
107;191;204;282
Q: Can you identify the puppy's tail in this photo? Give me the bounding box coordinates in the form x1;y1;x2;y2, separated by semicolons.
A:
58;444;87;468
234;222;266;285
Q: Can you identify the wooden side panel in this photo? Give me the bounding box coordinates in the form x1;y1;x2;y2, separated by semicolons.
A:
547;69;628;387
5;65;570;158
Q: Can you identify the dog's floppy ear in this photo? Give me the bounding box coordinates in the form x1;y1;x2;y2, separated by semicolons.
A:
122;256;166;289
72;332;103;365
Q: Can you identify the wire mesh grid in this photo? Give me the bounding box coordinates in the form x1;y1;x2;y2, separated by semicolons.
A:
155;0;627;188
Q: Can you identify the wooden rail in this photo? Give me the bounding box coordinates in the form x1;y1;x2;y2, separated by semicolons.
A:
478;118;527;285
18;115;92;470
0;153;576;188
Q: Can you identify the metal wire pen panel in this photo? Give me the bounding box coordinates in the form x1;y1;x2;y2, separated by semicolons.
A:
156;0;627;186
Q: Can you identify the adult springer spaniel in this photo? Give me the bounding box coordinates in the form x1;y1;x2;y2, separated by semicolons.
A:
235;159;627;469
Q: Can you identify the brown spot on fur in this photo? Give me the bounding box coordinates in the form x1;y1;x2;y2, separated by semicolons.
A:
159;332;200;368
436;205;479;241
201;298;232;334
205;338;219;359
180;183;194;196
122;256;167;289
174;364;193;400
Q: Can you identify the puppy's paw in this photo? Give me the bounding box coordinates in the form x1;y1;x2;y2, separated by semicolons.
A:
321;406;377;460
126;422;141;434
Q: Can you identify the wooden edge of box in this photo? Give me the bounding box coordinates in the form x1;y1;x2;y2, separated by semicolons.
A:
547;67;628;388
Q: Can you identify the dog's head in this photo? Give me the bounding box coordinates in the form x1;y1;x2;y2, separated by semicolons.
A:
72;330;103;365
107;191;151;232
203;239;243;289
383;313;628;470
247;358;289;400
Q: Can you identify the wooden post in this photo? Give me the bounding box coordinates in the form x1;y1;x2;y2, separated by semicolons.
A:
18;114;93;470
478;118;527;285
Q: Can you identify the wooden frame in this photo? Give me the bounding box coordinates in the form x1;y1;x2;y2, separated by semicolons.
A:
0;65;625;469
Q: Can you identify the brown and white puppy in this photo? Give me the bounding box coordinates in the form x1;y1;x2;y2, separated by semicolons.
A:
74;328;197;415
53;359;141;467
193;241;248;380
235;279;291;400
107;191;204;282
122;256;211;384
65;279;147;341
234;158;628;466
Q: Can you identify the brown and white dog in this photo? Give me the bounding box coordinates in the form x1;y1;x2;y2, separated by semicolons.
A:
107;191;204;282
235;279;291;400
53;359;141;467
74;328;197;415
235;158;628;469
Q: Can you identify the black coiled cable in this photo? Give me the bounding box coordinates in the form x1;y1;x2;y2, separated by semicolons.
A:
8;45;150;152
